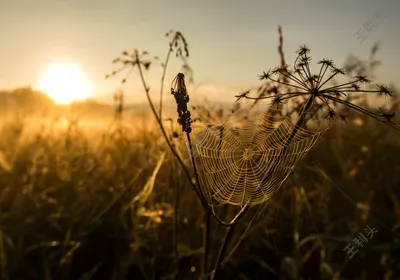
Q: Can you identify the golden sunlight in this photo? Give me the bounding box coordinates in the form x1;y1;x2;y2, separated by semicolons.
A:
37;62;92;104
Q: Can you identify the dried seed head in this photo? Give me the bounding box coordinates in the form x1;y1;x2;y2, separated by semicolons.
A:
339;113;347;123
235;89;251;102
378;107;396;121
272;64;290;75
259;71;272;80
331;67;346;75
237;44;400;131
271;95;283;106
171;73;192;133
296;45;310;56
376;84;392;97
354;74;371;83
318;59;334;68
324;109;336;119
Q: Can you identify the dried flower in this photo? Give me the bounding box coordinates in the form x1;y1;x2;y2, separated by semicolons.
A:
105;49;157;81
171;73;192;133
235;89;251;101
238;45;399;131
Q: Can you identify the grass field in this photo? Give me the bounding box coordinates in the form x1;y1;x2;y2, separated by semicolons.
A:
0;94;399;280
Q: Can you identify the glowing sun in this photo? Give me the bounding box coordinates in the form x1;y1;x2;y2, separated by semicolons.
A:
38;62;93;104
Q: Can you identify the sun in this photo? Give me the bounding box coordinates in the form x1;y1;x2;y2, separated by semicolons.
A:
37;61;93;104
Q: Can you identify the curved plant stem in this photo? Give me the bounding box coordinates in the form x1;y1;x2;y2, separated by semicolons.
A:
221;202;268;267
211;206;250;280
201;212;211;280
172;158;180;276
159;49;172;117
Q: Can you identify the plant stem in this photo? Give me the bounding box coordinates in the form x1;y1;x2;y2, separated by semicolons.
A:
159;49;172;117
293;186;301;280
201;212;211;279
211;206;250;280
173;158;180;277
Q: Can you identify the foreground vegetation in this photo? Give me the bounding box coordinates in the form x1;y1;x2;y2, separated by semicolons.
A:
0;105;399;280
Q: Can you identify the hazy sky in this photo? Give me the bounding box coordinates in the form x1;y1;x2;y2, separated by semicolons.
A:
0;0;399;103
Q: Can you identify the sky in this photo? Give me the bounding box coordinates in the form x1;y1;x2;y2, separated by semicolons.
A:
0;0;399;104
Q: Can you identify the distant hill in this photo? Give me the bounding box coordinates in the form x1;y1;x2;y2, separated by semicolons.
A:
0;87;54;115
0;87;156;121
0;87;240;123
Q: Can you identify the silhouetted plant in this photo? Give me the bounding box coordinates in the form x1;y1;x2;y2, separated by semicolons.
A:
237;45;399;131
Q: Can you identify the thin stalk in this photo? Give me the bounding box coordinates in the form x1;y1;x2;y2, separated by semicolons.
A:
323;94;400;131
321;80;358;91
293;186;301;280
201;126;223;279
172;158;180;276
315;63;326;86
221;203;268;266
293;56;308;84
244;92;305;101
317;71;340;90
159;49;172;117
201;212;211;280
279;71;305;87
268;77;308;91
211;206;250;280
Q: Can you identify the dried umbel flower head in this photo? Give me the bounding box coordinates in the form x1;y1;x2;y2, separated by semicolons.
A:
171;73;192;133
238;45;399;131
105;50;158;84
166;29;190;58
165;30;193;83
105;30;192;83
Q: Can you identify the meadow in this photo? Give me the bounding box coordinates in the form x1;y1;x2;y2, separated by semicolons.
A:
0;29;399;280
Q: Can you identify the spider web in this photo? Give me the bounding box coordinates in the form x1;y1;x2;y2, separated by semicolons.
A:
189;104;331;207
